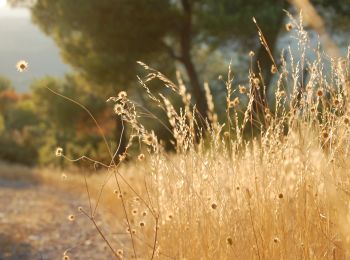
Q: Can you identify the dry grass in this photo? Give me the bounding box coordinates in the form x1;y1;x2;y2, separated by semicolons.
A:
4;15;350;259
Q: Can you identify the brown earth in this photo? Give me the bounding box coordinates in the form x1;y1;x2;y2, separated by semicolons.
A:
0;178;120;260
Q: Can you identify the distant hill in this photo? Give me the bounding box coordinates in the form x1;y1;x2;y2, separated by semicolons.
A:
0;15;69;92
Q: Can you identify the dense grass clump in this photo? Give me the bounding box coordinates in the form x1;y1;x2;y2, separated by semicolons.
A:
56;17;350;259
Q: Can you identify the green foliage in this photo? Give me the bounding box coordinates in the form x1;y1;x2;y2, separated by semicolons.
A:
0;86;40;166
0;76;13;91
30;0;289;93
30;74;112;166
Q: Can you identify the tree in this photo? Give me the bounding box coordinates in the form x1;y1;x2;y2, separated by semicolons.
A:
0;76;13;92
30;75;113;165
29;1;291;120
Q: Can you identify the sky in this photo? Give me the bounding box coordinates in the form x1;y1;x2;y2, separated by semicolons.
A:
0;0;69;92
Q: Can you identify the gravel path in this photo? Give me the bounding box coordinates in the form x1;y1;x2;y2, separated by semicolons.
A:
0;178;119;259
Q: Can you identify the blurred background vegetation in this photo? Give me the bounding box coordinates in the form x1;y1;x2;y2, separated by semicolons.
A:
0;0;349;167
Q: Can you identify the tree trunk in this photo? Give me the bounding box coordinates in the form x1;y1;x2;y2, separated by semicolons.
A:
180;0;209;124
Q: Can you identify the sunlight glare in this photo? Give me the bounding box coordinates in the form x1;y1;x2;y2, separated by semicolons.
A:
0;0;6;8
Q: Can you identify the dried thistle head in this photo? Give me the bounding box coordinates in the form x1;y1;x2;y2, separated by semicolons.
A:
253;77;260;86
118;91;127;100
114;104;124;115
67;214;75;221
138;153;145;161
118;153;127;162
239;85;247;94
317;88;324;97
132;209;138;215
321;131;329;139
249;51;255;57
16;60;28;72
271;65;278;74
55;147;63;157
142;133;156;146
265;113;272;122
285;22;293;31
229;97;240;108
333;98;340;106
117;249;123;256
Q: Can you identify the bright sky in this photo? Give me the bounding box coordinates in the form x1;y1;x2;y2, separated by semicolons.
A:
0;0;30;18
0;0;69;92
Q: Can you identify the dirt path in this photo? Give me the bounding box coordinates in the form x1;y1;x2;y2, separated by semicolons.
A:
0;178;118;259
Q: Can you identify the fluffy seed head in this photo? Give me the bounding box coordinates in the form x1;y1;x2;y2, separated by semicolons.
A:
322;131;329;139
249;51;255;57
285;22;293;31
117;249;123;256
138;153;145;161
16;60;28;72
114;104;124;115
55;147;63;157
118;91;127;100
253;77;260;86
317;89;324;97
239;85;247;94
68;214;75;221
142;133;155;146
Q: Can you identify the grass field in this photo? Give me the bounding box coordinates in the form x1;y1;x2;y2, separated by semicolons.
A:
2;17;350;260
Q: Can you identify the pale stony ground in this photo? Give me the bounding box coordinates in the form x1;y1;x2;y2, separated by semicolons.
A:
0;177;120;259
